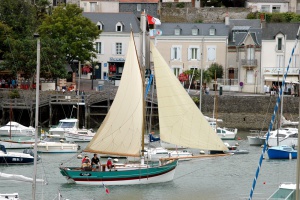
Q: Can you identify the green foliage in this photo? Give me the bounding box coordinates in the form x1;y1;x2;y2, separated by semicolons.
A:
207;63;223;79
246;12;257;19
195;19;203;23
165;3;172;8
192;97;199;104
176;2;185;8
9;89;20;99
38;4;101;65
270;13;286;23
246;12;300;23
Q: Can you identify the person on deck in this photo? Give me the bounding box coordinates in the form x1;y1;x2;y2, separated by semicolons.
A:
82;156;89;164
106;157;113;171
91;154;100;171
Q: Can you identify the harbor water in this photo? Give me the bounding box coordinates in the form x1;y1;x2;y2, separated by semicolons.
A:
0;130;297;200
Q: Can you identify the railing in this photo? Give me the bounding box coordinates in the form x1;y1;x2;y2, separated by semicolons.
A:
216;78;239;86
241;59;257;66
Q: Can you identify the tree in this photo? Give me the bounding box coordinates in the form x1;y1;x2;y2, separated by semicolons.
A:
222;0;246;7
38;4;101;67
207;63;223;79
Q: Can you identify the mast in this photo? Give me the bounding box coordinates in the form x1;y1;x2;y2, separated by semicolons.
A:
77;61;81;128
32;33;40;200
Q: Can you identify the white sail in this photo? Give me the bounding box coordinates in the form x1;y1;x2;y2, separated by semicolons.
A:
85;33;143;157
151;42;227;151
0;172;45;184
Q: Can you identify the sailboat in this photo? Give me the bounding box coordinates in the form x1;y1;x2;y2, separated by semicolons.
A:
59;32;227;186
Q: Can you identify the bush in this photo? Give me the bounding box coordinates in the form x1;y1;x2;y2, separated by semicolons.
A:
176;2;185;8
9;89;20;99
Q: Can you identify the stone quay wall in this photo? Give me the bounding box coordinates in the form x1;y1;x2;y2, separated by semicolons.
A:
200;95;299;130
160;4;252;23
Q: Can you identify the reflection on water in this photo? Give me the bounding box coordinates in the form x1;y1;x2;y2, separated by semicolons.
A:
0;130;297;200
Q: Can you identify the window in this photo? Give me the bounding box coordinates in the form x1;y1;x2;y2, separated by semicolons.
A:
292;54;299;68
175;29;181;35
188;46;200;60
246;69;254;84
272;6;280;13
95;42;102;54
137;4;141;11
192;29;198;35
207;46;216;61
90;2;96;12
116;43;122;55
277;55;284;68
96;22;102;30
116;22;123;32
277;38;282;51
209;28;216;36
247;47;254;60
261;5;270;12
171;46;181;61
172;66;182;77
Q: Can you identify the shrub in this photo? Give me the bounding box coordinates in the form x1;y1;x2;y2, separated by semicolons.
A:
9;89;20;99
176;2;185;8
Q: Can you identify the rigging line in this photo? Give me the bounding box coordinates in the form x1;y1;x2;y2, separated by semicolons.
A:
260;96;273;132
248;25;300;200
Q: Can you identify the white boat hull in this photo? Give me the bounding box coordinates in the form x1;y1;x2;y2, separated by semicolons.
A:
267;137;298;147
64;130;95;142
0;139;35;149
247;136;266;146
37;142;79;153
0;193;19;200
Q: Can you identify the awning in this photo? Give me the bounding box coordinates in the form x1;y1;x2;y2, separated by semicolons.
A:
264;76;299;83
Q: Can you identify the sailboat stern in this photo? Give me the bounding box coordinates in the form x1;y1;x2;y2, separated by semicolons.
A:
59;159;178;186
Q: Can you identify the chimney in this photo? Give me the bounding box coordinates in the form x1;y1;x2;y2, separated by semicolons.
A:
260;13;266;28
225;12;229;26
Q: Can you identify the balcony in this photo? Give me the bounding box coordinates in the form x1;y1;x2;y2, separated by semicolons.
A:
241;59;257;66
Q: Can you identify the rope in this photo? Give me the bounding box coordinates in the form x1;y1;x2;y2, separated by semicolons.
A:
248;25;300;200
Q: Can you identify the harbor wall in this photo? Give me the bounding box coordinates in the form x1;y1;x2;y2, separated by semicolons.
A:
200;95;299;130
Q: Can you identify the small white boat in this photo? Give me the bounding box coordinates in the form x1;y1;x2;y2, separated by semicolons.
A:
266;127;298;147
0;137;36;149
0;121;35;137
64;128;96;142
247;130;266;146
49;118;78;136
169;150;193;160
36;135;79;153
209;122;237;140
267;183;295;200
0;193;20;200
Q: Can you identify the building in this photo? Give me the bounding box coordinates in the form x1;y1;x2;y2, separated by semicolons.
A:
261;22;300;94
246;0;291;13
227;18;262;93
152;22;228;89
83;12;142;82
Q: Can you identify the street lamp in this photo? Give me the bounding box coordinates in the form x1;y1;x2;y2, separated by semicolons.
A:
91;64;99;90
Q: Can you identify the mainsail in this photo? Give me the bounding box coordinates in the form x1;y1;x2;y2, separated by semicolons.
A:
85;33;143;157
151;42;227;151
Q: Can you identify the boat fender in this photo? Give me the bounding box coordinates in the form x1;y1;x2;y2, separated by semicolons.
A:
61;145;64;150
46;144;48;151
78;145;81;150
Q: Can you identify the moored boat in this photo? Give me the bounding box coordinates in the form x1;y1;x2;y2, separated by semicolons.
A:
36;135;79;153
267;145;297;159
0;121;35;137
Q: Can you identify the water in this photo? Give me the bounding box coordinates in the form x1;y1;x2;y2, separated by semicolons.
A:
0;131;297;200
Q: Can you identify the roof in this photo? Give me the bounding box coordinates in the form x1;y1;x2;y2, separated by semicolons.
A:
228;19;261;29
247;0;289;3
119;0;158;3
262;23;300;40
83;12;141;33
156;23;229;36
227;19;262;46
